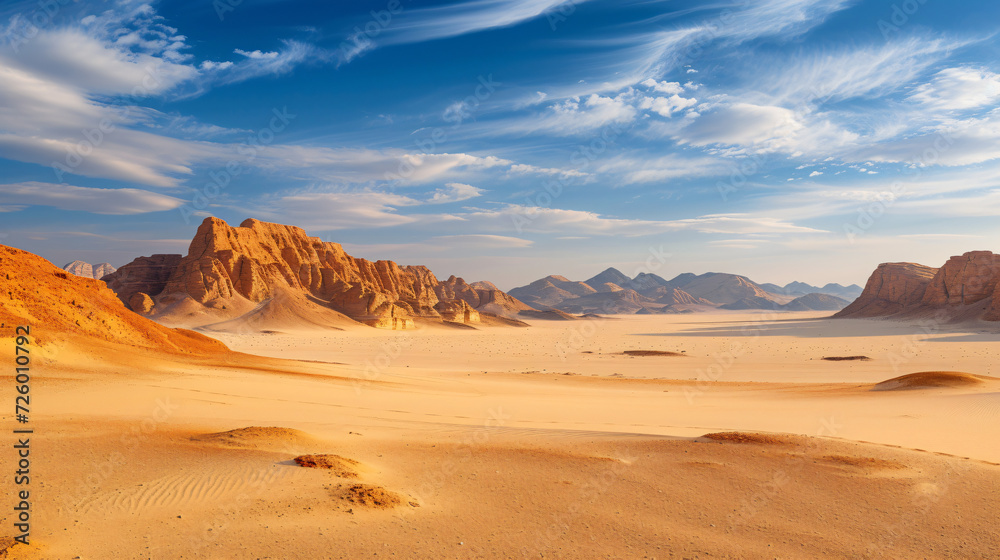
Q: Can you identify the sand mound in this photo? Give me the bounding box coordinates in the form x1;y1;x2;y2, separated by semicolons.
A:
702;432;792;445
518;309;579;321
0;244;228;355
621;350;685;357
192;426;316;449
873;371;988;391
819;455;905;470
293;454;360;478
478;312;530;327
341;484;403;509
197;288;364;333
822;355;871;361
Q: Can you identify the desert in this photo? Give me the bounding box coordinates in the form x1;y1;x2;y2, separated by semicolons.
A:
3;1;1000;557
3;221;1000;559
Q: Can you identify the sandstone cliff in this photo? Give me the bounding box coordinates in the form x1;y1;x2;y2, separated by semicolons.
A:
835;251;1000;321
834;263;938;318
104;218;529;330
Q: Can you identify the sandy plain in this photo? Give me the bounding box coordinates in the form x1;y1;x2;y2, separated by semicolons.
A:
3;312;1000;559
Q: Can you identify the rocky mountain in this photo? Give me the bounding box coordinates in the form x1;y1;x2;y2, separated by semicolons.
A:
833;262;939;318
63;260;117;280
666;272;777;305
759;280;863;300
507;275;597;309
2;245;226;355
509;267;848;314
584;267;633;290
103;217;530;330
834;251;1000;321
782;293;851;311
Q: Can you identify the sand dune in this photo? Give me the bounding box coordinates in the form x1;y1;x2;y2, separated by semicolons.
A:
0;244;226;355
4;308;1000;558
873;371;994;391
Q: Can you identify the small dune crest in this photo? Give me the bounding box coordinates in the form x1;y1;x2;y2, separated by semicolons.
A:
192;426;317;450
701;432;793;445
819;455;905;470
294;454;361;478
340;484;406;509
873;371;989;391
621;350;685;357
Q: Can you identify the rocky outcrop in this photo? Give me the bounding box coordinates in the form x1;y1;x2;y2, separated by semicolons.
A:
921;251;1000;307
435;275;533;317
103;254;183;308
94;263;116;279
2;245;227;354
834;263;938;318
835;252;1000;322
104;217;529;329
63;261;117;280
64;260;93;278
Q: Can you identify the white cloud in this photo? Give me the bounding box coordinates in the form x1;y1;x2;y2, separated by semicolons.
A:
429;183;485;203
234;49;280;60
507;164;588;178
528;93;638;135
639;94;698;118
432;234;532;249
0;182;184;214
246;190;422;230
379;0;592;46
641;79;684;95
254;146;511;184
677;103;803;147
809;170;823;177
457;205;823;236
597;154;730;183
909;67;1000;111
752;37;963;105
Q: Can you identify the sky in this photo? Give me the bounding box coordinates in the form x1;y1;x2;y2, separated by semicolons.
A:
1;0;999;290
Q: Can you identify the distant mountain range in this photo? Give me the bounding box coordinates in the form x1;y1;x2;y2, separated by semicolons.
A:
509;268;860;314
63;260;117;280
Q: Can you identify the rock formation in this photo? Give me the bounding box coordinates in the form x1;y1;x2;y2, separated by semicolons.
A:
103;217;530;330
63;261;117;280
835;251;1000;321
2;245;226;354
833;263;939;318
64;260;93;278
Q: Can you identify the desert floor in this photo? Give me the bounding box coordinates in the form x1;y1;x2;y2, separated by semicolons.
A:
4;312;1000;559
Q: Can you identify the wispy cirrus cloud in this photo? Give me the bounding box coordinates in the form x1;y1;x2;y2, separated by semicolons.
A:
378;0;589;46
0;182;184;214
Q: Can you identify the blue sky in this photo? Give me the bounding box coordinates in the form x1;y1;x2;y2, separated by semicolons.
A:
1;0;999;289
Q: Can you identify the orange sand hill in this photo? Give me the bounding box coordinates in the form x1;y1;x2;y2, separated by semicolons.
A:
104;217;532;331
872;371;993;391
0;244;226;355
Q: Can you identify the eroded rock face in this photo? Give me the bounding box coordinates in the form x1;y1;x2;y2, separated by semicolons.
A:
834;263;938;318
63;260;93;278
64;261;117;280
921;251;1000;306
103;254;184;307
106;218;529;329
93;263;117;279
435;275;533;317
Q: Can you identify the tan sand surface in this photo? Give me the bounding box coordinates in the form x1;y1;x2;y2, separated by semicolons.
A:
3;312;999;558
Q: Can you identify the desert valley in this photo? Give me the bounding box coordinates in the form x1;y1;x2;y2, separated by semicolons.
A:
2;217;1000;559
2;1;1000;557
